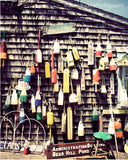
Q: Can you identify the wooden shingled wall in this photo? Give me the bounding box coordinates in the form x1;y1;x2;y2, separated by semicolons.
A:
1;0;128;144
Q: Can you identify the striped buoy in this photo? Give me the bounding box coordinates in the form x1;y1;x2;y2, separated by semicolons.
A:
30;63;35;76
36;106;42;120
35;90;41;106
24;67;31;82
92;107;99;121
114;120;123;138
95;34;102;58
20;87;27;102
93;69;99;84
107;41;112;58
109;58;116;71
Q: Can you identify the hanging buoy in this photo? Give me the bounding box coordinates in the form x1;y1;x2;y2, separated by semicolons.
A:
45;61;50;78
104;53;109;70
61;104;66;133
53;40;60;54
11;89;18;105
95;34;102;58
67;106;73;140
108;117;115;135
88;40;94;66
24;67;31;82
36;106;42;120
35;90;41;106
81;57;85;91
95;44;102;57
58;52;63;73
5;86;11;112
99;57;105;71
30;52;35;76
53;79;59;93
100;76;107;95
92;105;99;121
20;87;27;102
20;108;25;124
109;58;116;71
69;79;78;103
107;41;112;58
71;68;79;80
114;120;123;138
35;28;42;63
5;94;11;112
42;94;47;118
76;84;81;105
31;94;36;113
58;85;64;106
0;31;7;67
47;101;54;125
93;69;99;85
78;111;84;136
63;60;69;93
30;64;35;76
51;52;57;84
101;85;107;94
72;47;80;61
67;50;74;68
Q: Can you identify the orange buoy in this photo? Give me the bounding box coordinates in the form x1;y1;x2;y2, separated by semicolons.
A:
0;31;7;67
114;120;123;138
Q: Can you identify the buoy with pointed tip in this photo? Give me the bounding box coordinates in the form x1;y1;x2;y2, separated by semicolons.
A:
58;85;64;106
11;89;18;105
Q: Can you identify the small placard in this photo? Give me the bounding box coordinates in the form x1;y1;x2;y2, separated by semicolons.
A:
43;23;76;35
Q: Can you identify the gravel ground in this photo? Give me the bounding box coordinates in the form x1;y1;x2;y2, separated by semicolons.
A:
0;150;128;160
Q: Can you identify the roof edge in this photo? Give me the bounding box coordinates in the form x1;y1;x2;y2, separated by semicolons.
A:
49;0;128;26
